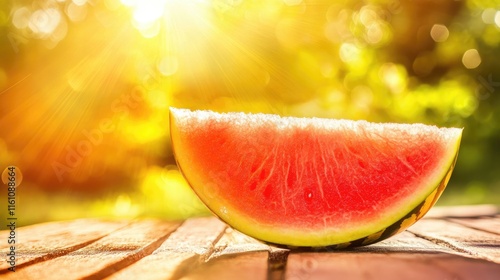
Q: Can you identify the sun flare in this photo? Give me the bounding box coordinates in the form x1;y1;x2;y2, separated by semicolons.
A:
121;0;213;37
1;0;497;222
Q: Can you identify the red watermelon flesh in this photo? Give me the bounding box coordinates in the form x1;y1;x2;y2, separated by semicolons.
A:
170;108;462;247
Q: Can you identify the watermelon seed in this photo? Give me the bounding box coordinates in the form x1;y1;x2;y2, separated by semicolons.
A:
220;206;229;217
304;189;313;202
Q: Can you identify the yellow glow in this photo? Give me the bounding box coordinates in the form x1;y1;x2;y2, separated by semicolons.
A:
12;7;31;29
73;0;88;5
462;49;481;69
339;43;360;63
430;24;449;42
122;120;165;144
121;0;208;27
157;55;179;76
29;8;61;36
132;1;166;25
359;6;385;45
66;2;88;22
147;89;171;109
482;8;497;24
113;194;140;217
379;63;407;94
283;0;302;6
140;166;208;219
2;0;495;223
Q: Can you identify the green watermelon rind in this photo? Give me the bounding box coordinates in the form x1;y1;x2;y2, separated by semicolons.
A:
298;150;459;250
170;108;462;247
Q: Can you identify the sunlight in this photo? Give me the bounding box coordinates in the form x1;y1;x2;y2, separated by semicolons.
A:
120;0;212;35
3;0;499;223
123;0;167;24
119;0;217;75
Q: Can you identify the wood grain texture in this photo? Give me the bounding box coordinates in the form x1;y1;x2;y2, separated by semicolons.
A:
106;217;227;280
0;205;498;280
209;227;270;259
179;227;278;280
1;220;179;280
286;231;500;280
286;251;500;280
182;252;268;280
407;218;500;263
448;216;500;235
0;219;128;273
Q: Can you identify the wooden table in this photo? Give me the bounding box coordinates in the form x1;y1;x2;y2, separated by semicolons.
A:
0;205;499;280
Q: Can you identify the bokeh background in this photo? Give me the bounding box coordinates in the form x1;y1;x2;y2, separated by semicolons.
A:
0;0;499;226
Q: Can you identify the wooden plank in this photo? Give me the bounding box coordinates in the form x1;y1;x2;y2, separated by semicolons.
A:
407;218;500;264
286;231;500;280
178;227;271;280
267;247;290;280
1;219;180;280
448;216;500;235
0;206;496;279
185;227;294;280
0;219;128;273
425;204;498;218
207;227;290;280
106;217;227;280
286;251;500;280
209;227;270;259
356;231;469;254
181;252;268;280
212;227;295;280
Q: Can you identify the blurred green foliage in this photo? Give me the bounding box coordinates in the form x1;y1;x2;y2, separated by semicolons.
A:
0;0;499;225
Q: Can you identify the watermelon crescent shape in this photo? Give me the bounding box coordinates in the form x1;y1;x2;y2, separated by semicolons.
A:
170;108;462;248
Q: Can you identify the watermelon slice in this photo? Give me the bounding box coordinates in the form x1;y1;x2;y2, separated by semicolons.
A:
170;108;462;248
